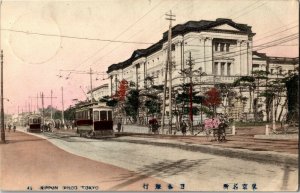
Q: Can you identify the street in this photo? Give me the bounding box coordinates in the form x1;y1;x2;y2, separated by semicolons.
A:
13;127;298;191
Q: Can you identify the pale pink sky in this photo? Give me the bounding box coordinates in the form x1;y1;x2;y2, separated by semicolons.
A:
1;0;299;114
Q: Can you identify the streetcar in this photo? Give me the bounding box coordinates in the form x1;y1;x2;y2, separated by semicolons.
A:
75;104;114;138
27;114;43;132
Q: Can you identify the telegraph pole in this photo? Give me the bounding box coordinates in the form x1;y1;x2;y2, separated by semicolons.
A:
187;52;194;134
50;90;53;119
1;50;5;143
36;93;39;113
58;68;105;103
90;67;94;102
0;0;6;143
61;87;65;127
166;10;175;134
41;92;45;125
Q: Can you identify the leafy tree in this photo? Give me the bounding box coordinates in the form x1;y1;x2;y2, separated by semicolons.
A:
233;76;256;113
64;106;75;120
117;79;128;101
285;74;299;121
203;87;222;117
99;96;118;107
124;89;140;123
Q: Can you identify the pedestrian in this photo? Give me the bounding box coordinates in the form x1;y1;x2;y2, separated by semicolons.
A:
180;120;187;136
117;122;122;132
8;124;11;132
13;125;16;132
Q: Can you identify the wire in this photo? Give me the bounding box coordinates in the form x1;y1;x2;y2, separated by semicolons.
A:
1;28;155;45
77;0;165;70
192;34;298;64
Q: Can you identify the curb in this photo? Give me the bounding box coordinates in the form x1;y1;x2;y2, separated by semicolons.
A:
110;137;298;168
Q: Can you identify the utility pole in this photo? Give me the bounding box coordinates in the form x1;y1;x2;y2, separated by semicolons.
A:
50;90;53;119
0;0;6;143
89;67;94;102
41;92;45;125
1;50;5;143
30;94;56;116
188;52;194;134
61;87;65;127
58;68;105;103
36;93;39;113
166;10;175;134
272;94;276;131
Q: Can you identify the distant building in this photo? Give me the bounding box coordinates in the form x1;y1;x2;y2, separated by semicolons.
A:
87;83;109;102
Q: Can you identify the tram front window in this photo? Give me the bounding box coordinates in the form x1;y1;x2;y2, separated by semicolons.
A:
94;111;100;121
100;111;107;121
108;111;112;121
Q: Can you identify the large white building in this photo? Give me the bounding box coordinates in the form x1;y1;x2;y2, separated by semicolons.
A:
87;83;109;101
107;18;298;122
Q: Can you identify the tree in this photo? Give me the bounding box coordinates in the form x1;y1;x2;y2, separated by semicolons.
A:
285;74;299;122
117;79;128;101
203;87;222;117
99;96;118;107
124;89;140;123
252;70;269;121
64;106;75;120
233;76;255;113
216;83;236;116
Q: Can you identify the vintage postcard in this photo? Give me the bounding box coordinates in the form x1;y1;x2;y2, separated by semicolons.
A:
0;0;299;192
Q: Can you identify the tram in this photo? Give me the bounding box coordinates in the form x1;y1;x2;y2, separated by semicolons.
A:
27;114;43;132
75;104;114;138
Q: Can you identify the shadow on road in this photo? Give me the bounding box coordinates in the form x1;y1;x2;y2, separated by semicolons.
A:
107;158;212;190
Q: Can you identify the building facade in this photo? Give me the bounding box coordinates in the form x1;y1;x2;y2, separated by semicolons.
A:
107;18;298;123
87;83;109;101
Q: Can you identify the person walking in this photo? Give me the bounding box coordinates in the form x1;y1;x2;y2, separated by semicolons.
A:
117;122;122;132
180;120;187;136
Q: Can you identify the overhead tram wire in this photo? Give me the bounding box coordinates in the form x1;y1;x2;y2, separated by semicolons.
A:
183;23;299;48
254;20;298;39
1;28;155;45
89;1;182;69
254;25;298;43
192;33;299;62
90;0;230;69
92;0;270;70
77;0;165;70
192;33;298;65
227;0;261;19
56;0;165;79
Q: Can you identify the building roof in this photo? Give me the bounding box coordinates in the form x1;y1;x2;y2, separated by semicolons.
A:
87;83;108;94
107;18;254;73
253;51;299;64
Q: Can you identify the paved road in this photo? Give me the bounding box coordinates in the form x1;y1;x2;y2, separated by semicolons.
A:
21;129;298;191
1;131;171;191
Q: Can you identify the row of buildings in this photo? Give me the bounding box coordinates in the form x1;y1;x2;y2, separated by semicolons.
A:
88;18;298;123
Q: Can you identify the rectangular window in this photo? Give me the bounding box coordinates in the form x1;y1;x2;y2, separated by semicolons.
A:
221;62;225;76
215;43;219;51
214;62;218;75
227;63;231;76
100;111;107;121
94;111;100;121
270;69;274;74
226;43;230;52
171;44;175;51
253;64;259;68
220;43;225;52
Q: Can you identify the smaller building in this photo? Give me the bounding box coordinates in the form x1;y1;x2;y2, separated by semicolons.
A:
87;83;109;101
